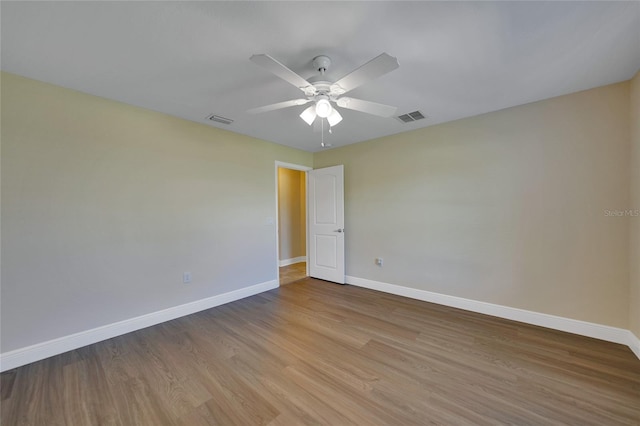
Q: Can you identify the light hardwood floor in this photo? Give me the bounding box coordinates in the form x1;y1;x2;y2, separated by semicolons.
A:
2;278;639;425
279;262;307;286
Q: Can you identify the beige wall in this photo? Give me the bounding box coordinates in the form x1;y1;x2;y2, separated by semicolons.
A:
0;72;312;353
278;168;306;261
631;71;640;337
2;69;637;356
315;82;631;328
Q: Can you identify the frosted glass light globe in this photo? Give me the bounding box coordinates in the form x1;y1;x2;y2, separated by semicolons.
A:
315;99;332;118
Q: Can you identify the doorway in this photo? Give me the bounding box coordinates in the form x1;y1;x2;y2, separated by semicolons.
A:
275;162;311;285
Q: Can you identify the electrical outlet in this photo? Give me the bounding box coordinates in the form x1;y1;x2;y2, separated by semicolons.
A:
183;272;192;284
375;258;383;266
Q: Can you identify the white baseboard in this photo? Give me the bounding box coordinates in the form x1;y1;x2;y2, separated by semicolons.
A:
3;277;637;371
0;279;278;372
279;256;307;267
629;332;640;360
346;276;640;360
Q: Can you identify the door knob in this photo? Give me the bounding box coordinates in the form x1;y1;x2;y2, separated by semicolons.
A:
334;228;344;233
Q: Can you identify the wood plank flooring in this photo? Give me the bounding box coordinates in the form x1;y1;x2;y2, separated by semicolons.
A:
279;262;307;286
2;278;639;425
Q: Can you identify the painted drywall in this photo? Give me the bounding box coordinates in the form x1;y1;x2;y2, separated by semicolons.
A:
277;168;306;262
631;70;640;337
0;72;312;353
315;82;631;328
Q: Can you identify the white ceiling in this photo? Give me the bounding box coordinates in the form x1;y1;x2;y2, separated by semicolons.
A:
2;1;639;152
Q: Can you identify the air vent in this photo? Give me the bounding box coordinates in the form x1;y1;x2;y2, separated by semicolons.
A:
397;110;426;123
206;114;234;125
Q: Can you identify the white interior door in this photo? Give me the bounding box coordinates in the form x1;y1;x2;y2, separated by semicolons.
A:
308;165;345;284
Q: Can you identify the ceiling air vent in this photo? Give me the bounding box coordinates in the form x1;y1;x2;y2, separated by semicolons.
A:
397;110;426;123
207;114;234;125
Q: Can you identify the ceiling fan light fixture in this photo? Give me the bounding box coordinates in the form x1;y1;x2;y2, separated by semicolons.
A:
300;105;317;125
315;98;332;118
249;52;400;134
327;108;342;127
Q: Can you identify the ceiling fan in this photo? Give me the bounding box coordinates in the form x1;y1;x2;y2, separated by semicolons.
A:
248;53;399;128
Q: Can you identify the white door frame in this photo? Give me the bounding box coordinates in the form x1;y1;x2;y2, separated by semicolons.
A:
274;161;312;285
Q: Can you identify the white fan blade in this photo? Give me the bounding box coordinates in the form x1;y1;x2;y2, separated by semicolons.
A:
336;97;397;117
247;99;310;114
250;54;314;92
332;53;399;94
300;105;317;125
